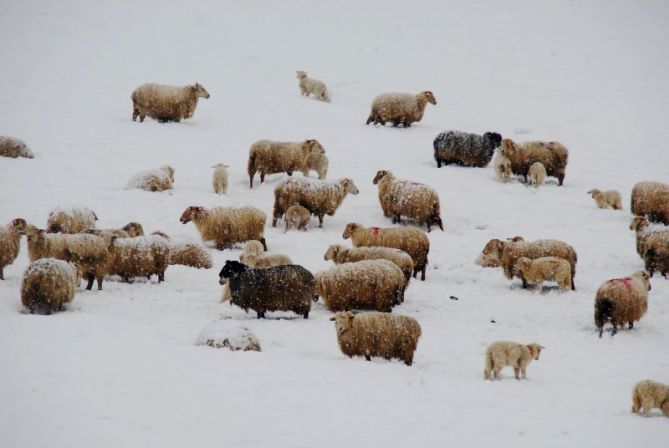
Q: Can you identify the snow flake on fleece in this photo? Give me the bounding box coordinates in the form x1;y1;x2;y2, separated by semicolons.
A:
196;320;261;352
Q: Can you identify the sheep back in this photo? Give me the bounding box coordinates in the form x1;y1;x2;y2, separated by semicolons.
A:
594;271;649;337
433;131;502;168
108;235;170;282
500;139;569;186
47;205;98;233
21;258;79;314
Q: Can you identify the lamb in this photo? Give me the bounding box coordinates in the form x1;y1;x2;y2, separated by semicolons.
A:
629;216;669;258
493;150;513;182
296;71;330;102
131;82;210;123
86;222;145;245
323;244;414;285
343;223;430;281
180;205;267;251
433;130;502;168
373;170;443;232
499;138;569;186
0;136;34;158
631;380;669;417
273;177;359;228
284;205;311;232
0;218;27;280
21;258;81;315
484;341;544;380
211;163;229;194
239;240;292;268
304;149;329;180
330;311;421;366
151;231;213;269
127;165;175;192
314;260;406;312
513;256;572;292
630;181;669;224
247;139;326;188
643;233;669;278
528;162;546;187
594;270;650;337
366;91;436;127
219;260;314;319
587;189;622;210
107;235;170;282
46;205;98;233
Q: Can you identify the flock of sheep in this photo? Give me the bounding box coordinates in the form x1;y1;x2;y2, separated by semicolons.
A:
2;73;669;417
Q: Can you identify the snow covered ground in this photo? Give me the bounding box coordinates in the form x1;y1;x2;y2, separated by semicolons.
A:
1;1;668;446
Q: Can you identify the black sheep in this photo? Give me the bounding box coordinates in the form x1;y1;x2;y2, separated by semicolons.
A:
433;130;502;168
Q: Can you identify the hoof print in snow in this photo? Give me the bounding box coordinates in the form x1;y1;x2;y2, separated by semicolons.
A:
196;321;261;352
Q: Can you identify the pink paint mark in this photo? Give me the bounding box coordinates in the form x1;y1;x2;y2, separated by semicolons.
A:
609;277;633;290
371;227;380;236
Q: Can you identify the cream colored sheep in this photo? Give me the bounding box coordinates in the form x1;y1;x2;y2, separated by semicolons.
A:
528;161;546;187
632;380;669;417
373;170;443;232
330;311;422;366
86;222;145;246
343;223;430;281
21;258;81;314
0;136;34;158
500;138;569;186
0;218;27;280
587;189;622;210
631;181;669;224
493;150;512;182
643;233;669;278
211;163;229;194
131;82;210;123
324;244;414;285
314;260;406;312
151;231;213;269
594;271;650;337
296;71;330;102
513;256;572;292
629;216;669;258
180;205;267;250
484;341;544;380
304;149;329;180
284;205;311;232
107;235;170;282
247;139;326;188
127;165;175;192
46;205;98;233
366;91;436;127
239;240;292;268
273;177;359;228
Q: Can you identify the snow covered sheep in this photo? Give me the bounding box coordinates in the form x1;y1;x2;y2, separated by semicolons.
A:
131;82;210;123
151;231;212;269
107;235;170;283
211;163;229;194
433;130;502;168
247;139;326;188
273;177;359;228
239;240;292;268
631;181;669;224
513;256;572;292
373;170;443;232
528;161;546;187
366;91;436;127
594;271;650;337
180;205;267;251
0;218;27;280
284;205;311;232
499;138;569;186
0;136;34;158
323;244;414;285
484;341;544;380
343;223;430;281
631;380;669;417
127;165;175;192
629;216;669;258
643;233;669;278
196;321;261;352
493;150;513;182
46;205;98;234
21;258;81;315
86;222;145;246
587;188;622;210
219;260;314;319
296;70;330;102
314;260;406;312
330;311;422;366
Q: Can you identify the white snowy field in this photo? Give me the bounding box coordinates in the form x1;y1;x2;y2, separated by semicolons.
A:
1;0;668;446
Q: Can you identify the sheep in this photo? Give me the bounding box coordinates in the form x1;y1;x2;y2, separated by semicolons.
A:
493;150;513;182
131;82;210;123
304;149;329;180
284;205;311;232
330;311;421;366
632;380;669;417
643;233;669;278
314;260;406;312
0;136;34;158
323;244;414;285
630;181;669;224
373;170;443;232
528;161;546;187
0;218;27;280
46;205;98;233
484;341;544;380
151;231;213;269
239;240;292;268
180;205;267;251
499;138;569;186
629;216;669;258
513;256;572;292
587;188;622;210
247;139;326;188
211;163;229;194
86;222;145;246
366;91;436;127
107;235;170;282
343;223;430;281
433;130;502;168
594;270;650;337
21;258;81;315
273;177;359;228
219;260;314;319
127;165;175;192
296;71;330;102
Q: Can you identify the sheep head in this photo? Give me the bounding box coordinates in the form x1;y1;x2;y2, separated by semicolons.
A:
634;270;651;290
420;91;437;105
11;218;27;234
219;260;248;283
527;343;544;360
329;311;355;334
161;165;175;181
372;170;393;185
484;132;503;148
304;139;325;155
514;257;532;276
630;216;649;232
25;227;47;250
323;244;340;261
243;240;264;257
340;178;359;195
296;70;307;79
191;83;210;99
123;222;144;236
475;238;506;267
342;223;361;240
499;139;519;160
180;206;207;224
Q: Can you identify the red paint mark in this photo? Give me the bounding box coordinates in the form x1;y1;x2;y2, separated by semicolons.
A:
371;227;380;236
609;277;633;290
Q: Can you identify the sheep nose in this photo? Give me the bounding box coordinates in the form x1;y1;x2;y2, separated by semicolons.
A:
218;277;226;285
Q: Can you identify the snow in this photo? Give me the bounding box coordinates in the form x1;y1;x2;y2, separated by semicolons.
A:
1;0;669;447
196;319;261;352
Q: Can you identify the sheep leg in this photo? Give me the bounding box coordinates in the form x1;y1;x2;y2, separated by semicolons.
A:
85;274;94;290
421;265;426;281
303;311;309;319
558;174;565;186
158;272;165;283
318;214;324;228
0;268;3;280
365;355;371;361
514;367;520;380
260;172;266;183
259;238;267;251
611;323;618;336
96;276;103;290
628;321;633;330
571;274;576;290
248;172;255;188
132;107;139;121
598;325;604;338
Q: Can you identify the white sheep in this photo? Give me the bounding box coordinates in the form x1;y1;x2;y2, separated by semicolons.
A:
366;91;436;127
21;258;81;314
484;341;544;380
284;205;311;232
0;136;34;158
131;82;210;123
0;218;27;280
528;161;546;187
323;244;414;285
493;150;512;182
180;205;267;250
587;189;622;210
46;205;98;233
127;165;175;192
239;240;292;268
247;139;326;188
296;71;330;102
513;256;572;292
631;380;669;417
212;163;229;194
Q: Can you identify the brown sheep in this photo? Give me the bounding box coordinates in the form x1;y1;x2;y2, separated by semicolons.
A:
107;235;170;283
499;138;569;186
180;205;267;251
632;380;669;417
643;233;669;278
631;181;669;224
284;205;311;232
629;216;669;258
594;271;650;337
21;258;81;314
493;151;513;182
484;341;544;380
323;244;414;285
366;91;436;127
247;139;325;188
131;82;210;123
0;218;27;280
587;189;622;210
46;205;98;233
0;136;34;158
513;256;572;292
239;240;292;268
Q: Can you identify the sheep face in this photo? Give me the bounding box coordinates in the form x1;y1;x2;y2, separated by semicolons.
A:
218;260;249;283
513;257;532;276
179;206;206;224
341;179;359;195
527;344;544;360
483;132;503;148
122;222;144;236
161;165;175;181
329;311;355;335
324;245;340;261
475;238;505;267
25;227;46;248
296;71;307;79
342;223;360;240
499;139;518;159
587;189;600;198
305;139;325;155
11;218;27;234
191;83;210;99
421;91;437;105
630;216;649;231
372;170;392;185
635;270;651;290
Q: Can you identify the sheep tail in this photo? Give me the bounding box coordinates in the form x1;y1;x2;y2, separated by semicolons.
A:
595;298;614;338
